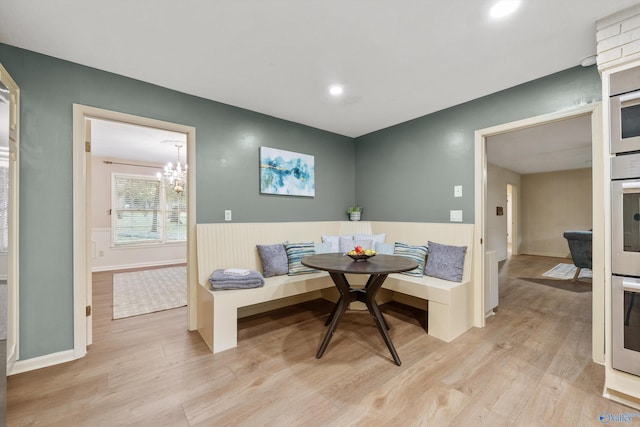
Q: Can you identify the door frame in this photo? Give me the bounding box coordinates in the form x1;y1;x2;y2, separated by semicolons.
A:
474;102;604;362
0;64;20;372
506;183;519;256
72;105;197;358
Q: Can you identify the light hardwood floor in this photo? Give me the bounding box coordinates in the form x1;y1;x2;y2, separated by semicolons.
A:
6;256;636;426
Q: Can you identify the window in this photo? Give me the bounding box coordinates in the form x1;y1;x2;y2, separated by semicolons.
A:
112;173;186;245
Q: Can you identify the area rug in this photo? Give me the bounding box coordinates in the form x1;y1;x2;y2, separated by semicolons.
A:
113;266;187;319
542;263;592;280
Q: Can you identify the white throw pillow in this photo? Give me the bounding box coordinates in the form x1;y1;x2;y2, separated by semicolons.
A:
340;236;373;253
322;234;352;252
355;233;386;248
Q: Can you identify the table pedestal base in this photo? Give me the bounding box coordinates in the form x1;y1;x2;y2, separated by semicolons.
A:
317;272;401;366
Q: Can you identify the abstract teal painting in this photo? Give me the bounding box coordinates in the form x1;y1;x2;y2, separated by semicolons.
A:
260;147;315;197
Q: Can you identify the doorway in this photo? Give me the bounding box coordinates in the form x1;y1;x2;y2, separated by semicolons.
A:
72;105;196;358
89;118;188;273
89;118;189;329
474;103;604;362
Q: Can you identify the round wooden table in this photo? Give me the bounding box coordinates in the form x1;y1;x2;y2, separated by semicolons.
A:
301;253;418;365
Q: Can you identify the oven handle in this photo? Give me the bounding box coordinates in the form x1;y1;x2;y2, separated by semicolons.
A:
622;182;640;190
620;90;640;103
623;280;640;292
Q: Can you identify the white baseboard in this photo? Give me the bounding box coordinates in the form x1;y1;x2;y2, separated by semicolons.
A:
9;349;78;375
92;258;186;272
603;388;640;410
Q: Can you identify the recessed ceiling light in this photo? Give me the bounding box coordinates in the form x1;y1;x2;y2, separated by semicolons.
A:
329;85;344;96
489;0;520;19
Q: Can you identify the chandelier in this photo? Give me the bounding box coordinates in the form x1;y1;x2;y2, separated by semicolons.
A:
157;142;187;193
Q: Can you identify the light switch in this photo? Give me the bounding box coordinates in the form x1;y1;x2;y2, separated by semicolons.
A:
450;210;463;222
454;185;462;198
224;210;232;221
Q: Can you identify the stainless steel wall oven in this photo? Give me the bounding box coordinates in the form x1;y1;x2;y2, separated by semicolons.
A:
611;67;640;154
610;67;640;377
611;152;640;377
612;275;640;376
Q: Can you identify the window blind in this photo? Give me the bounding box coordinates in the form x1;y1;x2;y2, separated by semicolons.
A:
113;173;187;245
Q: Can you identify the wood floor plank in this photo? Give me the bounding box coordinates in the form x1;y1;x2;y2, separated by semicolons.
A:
7;255;639;426
513;370;587;426
184;358;350;425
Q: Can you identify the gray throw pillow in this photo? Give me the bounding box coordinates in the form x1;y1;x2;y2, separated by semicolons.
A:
256;243;288;277
424;241;467;282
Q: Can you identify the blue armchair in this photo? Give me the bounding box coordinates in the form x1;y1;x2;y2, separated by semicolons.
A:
563;230;593;282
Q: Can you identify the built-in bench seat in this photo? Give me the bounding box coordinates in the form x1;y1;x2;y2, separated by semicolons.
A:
383;274;472;342
374;221;474;343
196;221;372;353
196;221;475;353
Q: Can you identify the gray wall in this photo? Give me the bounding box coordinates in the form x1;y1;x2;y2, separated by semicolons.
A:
0;44;354;360
354;66;602;222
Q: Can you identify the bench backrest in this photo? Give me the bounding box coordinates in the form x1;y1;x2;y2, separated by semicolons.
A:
196;221;475;286
196;221;372;286
372;221;475;283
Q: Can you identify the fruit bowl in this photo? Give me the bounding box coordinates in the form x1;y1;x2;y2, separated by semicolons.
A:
347;253;376;261
346;246;377;261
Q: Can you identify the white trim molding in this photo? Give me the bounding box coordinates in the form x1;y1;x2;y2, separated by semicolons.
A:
0;63;20;373
73;104;197;365
92;259;186;273
474;102;604;361
9;349;77;376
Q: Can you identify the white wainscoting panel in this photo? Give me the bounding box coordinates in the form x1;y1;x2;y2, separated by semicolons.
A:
91;228;186;271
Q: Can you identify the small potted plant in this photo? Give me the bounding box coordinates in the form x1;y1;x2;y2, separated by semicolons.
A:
347;206;362;221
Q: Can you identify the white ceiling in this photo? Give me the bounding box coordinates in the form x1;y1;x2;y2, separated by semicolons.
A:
0;0;636;139
90;118;186;164
486;114;593;174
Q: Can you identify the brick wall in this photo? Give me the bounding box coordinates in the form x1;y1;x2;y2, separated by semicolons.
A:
597;3;640;70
